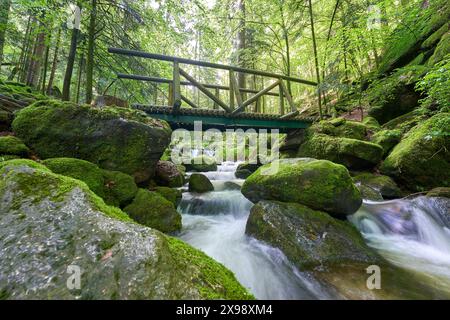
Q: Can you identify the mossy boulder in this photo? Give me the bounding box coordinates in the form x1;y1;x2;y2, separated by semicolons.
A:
155;160;185;187
0;162;252;299
0;154;20;162
382;111;429;134
246;201;380;269
154;186;182;207
185;155;217;172
380;113;450;191
235;162;260;179
101;169;138;207
42;157;106;197
356;184;384;201
352;172;402;199
124;189;182;233
12;100;172;183
43;157;138;208
0;136;30;157
241;158;362;218
428;31;450;66
297;134;384;169
426;187;450;198
309;118;368;140
189;173;214;193
371;129;402;156
362;116;381;130
0;110;13;131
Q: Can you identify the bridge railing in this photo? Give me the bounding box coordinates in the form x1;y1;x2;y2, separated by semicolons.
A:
108;47;317;119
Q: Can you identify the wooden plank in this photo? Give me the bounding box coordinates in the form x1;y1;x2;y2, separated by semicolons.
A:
110;48;318;86
280;80;296;112
172;61;181;113
179;68;232;113
181;94;199;109
232;79;280;115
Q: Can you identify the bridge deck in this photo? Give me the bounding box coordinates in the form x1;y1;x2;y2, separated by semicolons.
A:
134;105;314;132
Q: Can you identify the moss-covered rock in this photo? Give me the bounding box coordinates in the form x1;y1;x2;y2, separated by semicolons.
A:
355;184;384;201
352;172;402;199
155;160;185;187
371;129;402;156
426;187;450;198
101;169;138;207
12;100;171;183
382;111;429;134
297;134;383;169
246;200;380;269
380;113;450;191
0;136;30;157
362;116;381;130
42;157;106;197
0;162;251;299
0;159;50;172
0;154;20;162
124;189;182;233
428;31;450;66
0;110;12;131
154;186;182;207
235;162;260;179
309;118;368;140
185;155;217;172
189;173;214;193
241;158;362;218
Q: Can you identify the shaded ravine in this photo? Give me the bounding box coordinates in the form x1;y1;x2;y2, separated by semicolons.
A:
177;162;450;299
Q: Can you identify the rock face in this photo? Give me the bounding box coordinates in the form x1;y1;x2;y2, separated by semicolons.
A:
43;157;138;208
0;161;251;299
155;160;185;188
189;173;214;193
123;189;182;233
380;113;450;191
0;136;29;157
246;201;380;269
297;134;384;170
12;100;172;183
241;158;362;218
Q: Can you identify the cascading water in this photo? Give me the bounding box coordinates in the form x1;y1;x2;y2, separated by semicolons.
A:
178;162;330;299
350;197;450;295
177;159;450;299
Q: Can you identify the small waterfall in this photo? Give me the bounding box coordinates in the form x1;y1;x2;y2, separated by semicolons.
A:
178;161;329;299
350;197;450;294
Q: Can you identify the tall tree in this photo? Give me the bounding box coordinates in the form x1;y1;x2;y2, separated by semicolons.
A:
236;0;246;90
47;27;61;95
0;0;11;67
85;0;97;103
62;3;81;101
26;18;46;88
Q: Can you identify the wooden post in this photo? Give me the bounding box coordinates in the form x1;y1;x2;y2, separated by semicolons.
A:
213;88;220;110
280;80;296;112
172;60;181;112
229;70;235;110
279;83;285;115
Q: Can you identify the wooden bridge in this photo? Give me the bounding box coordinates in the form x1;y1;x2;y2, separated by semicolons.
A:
109;48;317;132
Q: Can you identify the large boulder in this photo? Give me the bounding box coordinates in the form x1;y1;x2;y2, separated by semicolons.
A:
352;172;402;199
297;134;383;170
153;186;182;207
309;118;369;140
12;100;171;183
370;129;402;157
189;173;214;193
101;169;138;207
241;158;362;218
155;160;185;188
380;113;450;191
246;201;380;269
124;189;182;233
0;161;252;299
0;136;30;157
235;162;260;179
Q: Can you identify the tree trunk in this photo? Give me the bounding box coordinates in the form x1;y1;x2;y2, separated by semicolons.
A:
307;0;323;119
0;0;11;67
236;0;246;92
18;15;33;82
76;52;84;103
62;26;79;101
47;27;61;95
40;33;51;94
85;0;97;104
26;21;46;88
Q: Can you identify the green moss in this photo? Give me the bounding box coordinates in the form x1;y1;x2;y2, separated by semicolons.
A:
186;155;217;172
166;237;254;300
381;113;450;191
242;158;362;217
362;116;380;130
0;81;46;101
428;32;450;66
0;136;30;156
309;118;368;140
42;158;105;197
382;111;429;134
352;172;402;199
0;155;20;162
422;23;450;49
153;186;182;206
123;189;181;233
0;161;132;223
101;169;138;207
298;134;383;169
189;173;214;193
371;129;402;156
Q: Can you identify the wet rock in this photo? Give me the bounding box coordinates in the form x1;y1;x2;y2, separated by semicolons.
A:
426;187;450;198
12;100;171;183
352;172;402;199
241;158;362;218
189;173;214;193
356;184;384;201
185;155;217;172
155;160;185;188
0;161;252;299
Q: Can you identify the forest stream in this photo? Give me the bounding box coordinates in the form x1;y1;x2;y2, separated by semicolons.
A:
178;162;450;299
